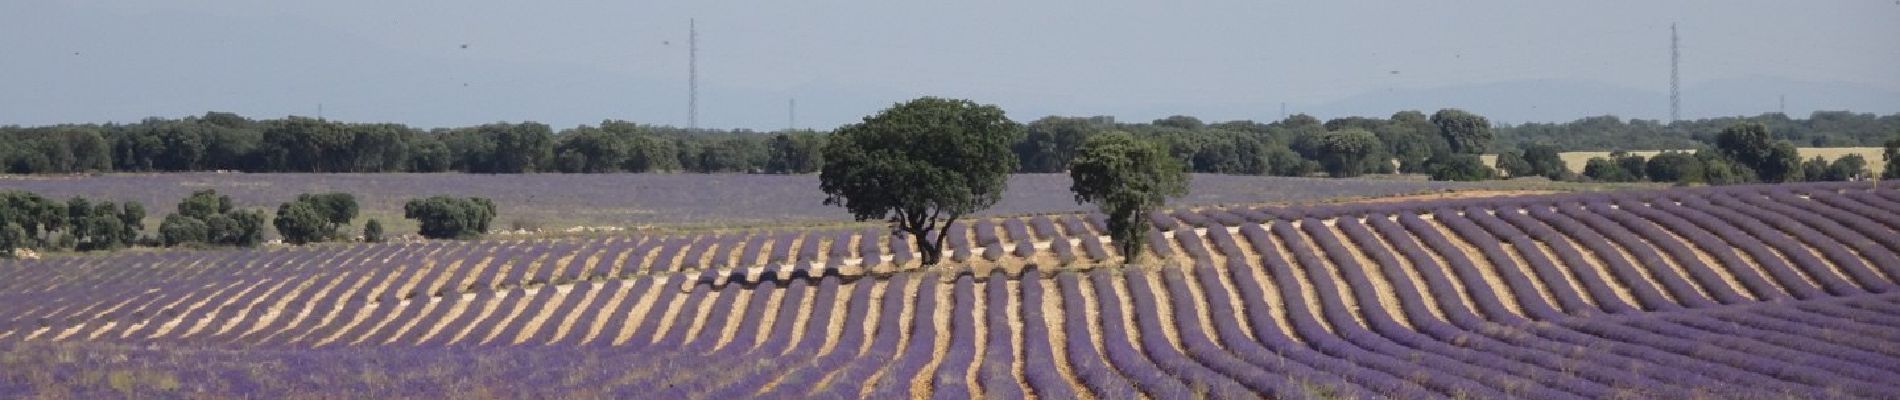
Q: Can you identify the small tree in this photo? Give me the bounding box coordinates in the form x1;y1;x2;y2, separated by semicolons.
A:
159;214;208;247
1430;109;1493;155
404;196;497;240
1884;133;1899;179
363;219;385;243
1823;154;1868;181
1715;122;1803;183
1425;152;1496;181
819;97;1022;265
1519;144;1570;180
1069;132;1190;262
1645;151;1703;184
1315;128;1380;178
274;192;358;245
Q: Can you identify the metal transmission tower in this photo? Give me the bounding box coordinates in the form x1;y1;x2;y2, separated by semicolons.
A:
688;18;699;130
1670;23;1680;123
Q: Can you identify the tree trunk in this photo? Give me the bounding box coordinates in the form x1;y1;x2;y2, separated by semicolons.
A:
916;232;941;265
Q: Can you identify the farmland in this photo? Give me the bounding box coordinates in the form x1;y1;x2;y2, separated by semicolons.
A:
2;180;1898;398
0;173;1574;232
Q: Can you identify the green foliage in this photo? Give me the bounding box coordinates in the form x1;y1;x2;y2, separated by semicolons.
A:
1885;133;1900;179
1519;144;1571;180
1715;122;1804;183
1818;154;1869;182
404;196;497;240
363;219;385;243
274;192;358;244
176;190;233;220
162;190;262;248
765;131;826;174
1644;151;1704;184
273;202;329;245
819;97;1022;265
1068;132;1190;261
1431;109;1493;154
159;214;207;247
1315;128;1381;178
1495;151;1534;178
1695;150;1756;185
0;223;28;257
1014;117;1103;173
1425;153;1496;181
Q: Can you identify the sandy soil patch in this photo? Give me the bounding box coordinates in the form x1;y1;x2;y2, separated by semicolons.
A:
1326;222;1416;330
1421;215;1528;318
1268;225;1341;334
1038;277;1091;399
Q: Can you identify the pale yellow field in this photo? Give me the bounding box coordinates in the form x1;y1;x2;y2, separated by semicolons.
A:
1559;147;1887;177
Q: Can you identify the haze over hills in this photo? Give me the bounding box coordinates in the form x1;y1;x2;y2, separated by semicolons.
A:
4;1;1897;130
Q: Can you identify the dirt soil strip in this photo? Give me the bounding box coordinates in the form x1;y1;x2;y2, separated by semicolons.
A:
1492;230;1567;315
1141;270;1190;357
913;277;955;398
578;282;633;344
1210;227;1260;343
1271;224;1340;335
614;275;671;346
546;285;603;344
379;297;440;345
1361;218;1454;325
1040;277;1092;399
748;284;789;349
677;286;727;345
444;291;509;345
1527;240;1605;308
1420;214;1528;318
209;278;300;338
1607;212;1720;303
1328;221;1416;330
1534;223;1643;311
1006;280;1033;399
966;278;991;399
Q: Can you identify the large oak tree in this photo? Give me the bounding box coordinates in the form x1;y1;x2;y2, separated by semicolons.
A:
820;97;1022;265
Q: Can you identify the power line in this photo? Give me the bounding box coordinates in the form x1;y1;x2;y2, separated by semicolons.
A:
1670;23;1680;123
688;18;699;130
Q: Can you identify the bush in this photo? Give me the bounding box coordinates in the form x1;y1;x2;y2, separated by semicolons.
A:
161;190;263;248
404;196;496;240
1644;151;1703;184
1425;153;1496;181
159;214;208;247
363;219;385;243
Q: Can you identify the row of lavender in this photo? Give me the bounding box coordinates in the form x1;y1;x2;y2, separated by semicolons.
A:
4;265;1896;398
5;181;1896;348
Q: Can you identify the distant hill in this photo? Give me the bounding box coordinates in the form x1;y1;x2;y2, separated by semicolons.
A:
1305;77;1900;124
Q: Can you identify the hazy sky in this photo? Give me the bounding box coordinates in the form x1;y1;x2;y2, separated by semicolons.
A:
4;1;1898;129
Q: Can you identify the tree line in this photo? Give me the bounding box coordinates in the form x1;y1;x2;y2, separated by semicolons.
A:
1;189;497;258
3;110;1894;178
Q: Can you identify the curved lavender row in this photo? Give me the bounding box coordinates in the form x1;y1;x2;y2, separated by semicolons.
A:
1453;208;1597;315
801;272;916;398
1026;215;1059;241
1202;208;1248;226
639;278;784;397
1611;199;1790;302
1148;211;1181;232
794;231;822;263
1048;232;1077;264
975;271;1025;399
1160;265;1362;400
1592;200;1751;304
1341;217;1694;395
1277;220;1581;399
754;272;882;399
579;276;659;347
700;274;839;398
974;220;1000;246
1814;192;1900;254
1490;208;1644;313
1014;269;1081;399
1745;192;1900;287
1709;192;1891;290
858;228;883;268
1239;223;1489;398
889;231;914;265
947;222;972;263
1377;214;1775;391
1009;219;1037;259
1722;303;1900;357
1044;270;1139;398
1664;309;1900;371
1646;199;1826;300
766;231;798;264
1674;195;1864;296
861;272;943;399
1307;218;1632;398
1171;209;1213;228
735;232;768;268
1555;311;1867;395
1393;213;1537;322
1183;252;1387;399
927;275;980;399
824;229;854;262
1145;229;1172;258
1826;191;1900;232
1599;314;1900;397
1559;203;1717;308
1076;269;1198;399
535;279;620;345
1117;268;1260;398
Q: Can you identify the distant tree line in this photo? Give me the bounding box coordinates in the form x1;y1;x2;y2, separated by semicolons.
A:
1;188;496;258
2;110;1895;180
1574;123;1899;185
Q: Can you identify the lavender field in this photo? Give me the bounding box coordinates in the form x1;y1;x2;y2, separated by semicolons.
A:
0;173;1499;229
2;181;1898;398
